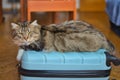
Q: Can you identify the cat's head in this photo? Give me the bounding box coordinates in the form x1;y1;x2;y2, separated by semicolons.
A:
11;20;41;46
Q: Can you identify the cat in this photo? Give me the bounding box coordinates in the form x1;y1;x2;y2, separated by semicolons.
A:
11;20;115;61
41;20;115;53
11;21;43;51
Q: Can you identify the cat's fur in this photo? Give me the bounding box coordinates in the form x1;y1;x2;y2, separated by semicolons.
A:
11;20;115;53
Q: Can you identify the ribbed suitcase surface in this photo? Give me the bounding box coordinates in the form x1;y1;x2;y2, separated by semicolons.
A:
20;49;111;80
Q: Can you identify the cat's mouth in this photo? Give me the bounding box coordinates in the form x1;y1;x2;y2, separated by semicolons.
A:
23;42;30;46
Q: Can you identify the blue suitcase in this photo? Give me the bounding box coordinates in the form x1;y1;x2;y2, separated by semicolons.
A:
19;49;120;80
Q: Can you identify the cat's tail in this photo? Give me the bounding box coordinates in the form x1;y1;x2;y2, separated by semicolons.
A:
107;40;116;55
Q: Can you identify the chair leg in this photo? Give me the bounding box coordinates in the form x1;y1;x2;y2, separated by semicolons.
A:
27;10;31;21
20;0;24;21
20;0;27;21
73;10;77;20
69;11;77;20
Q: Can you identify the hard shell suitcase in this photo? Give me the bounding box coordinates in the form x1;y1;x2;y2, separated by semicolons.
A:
19;49;120;80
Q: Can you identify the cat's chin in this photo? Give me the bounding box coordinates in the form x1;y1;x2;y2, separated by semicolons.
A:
24;43;30;46
16;43;30;46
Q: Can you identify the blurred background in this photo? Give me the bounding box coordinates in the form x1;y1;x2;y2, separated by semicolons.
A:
0;0;120;80
0;0;106;24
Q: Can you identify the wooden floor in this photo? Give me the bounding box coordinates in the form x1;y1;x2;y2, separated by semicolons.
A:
0;11;120;80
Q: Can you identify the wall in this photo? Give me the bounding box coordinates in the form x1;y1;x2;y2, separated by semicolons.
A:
2;0;20;9
76;0;80;9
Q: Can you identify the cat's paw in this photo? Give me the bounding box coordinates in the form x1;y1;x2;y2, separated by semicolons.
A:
17;49;24;61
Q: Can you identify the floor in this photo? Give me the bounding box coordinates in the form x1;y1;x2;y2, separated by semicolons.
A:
0;11;120;80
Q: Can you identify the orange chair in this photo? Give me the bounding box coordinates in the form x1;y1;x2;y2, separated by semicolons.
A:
25;0;76;22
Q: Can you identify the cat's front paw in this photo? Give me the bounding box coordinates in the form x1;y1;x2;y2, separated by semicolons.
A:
17;49;24;61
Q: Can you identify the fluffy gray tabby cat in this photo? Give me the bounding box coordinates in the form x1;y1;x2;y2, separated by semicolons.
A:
11;20;115;54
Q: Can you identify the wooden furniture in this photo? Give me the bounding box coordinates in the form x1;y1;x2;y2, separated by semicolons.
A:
20;0;27;21
20;0;76;22
0;0;3;23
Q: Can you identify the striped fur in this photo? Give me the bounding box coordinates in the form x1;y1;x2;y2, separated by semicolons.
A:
11;20;115;53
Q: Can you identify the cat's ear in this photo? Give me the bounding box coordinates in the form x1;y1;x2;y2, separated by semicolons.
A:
11;23;19;30
30;20;39;26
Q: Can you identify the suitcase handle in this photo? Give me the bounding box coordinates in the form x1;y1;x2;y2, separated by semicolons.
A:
105;52;120;66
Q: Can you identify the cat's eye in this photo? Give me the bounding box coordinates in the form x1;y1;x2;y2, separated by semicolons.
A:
33;31;39;34
28;32;33;37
